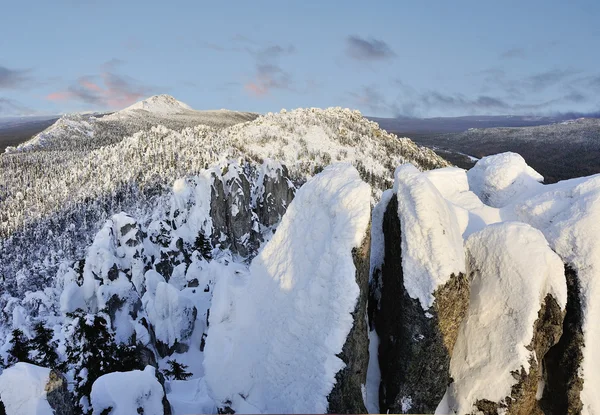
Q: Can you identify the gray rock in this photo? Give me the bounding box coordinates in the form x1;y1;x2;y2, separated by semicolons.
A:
210;173;229;247
256;165;296;228
226;170;253;257
471;293;564;415
539;265;584;415
327;222;371;414
373;195;469;414
45;370;76;415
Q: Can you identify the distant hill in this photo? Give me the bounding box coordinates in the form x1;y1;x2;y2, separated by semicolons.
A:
0;115;60;152
368;113;600;134
375;116;600;183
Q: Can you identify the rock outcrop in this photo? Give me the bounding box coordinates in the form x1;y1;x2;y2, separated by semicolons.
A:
373;195;469;413
327;223;371;414
440;223;567;415
45;370;76;415
540;265;585;415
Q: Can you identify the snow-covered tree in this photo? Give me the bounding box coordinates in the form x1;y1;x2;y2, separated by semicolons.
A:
30;322;59;369
163;359;192;380
6;329;31;365
62;310;138;413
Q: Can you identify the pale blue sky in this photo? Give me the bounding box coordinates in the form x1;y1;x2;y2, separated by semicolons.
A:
1;0;599;117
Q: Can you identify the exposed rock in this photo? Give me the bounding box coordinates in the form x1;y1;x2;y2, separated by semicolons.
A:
210;173;229;246
225;169;254;257
327;222;371;414
540;265;584;414
256;165;296;228
473;294;564;415
374;195;468;414
45;370;76;415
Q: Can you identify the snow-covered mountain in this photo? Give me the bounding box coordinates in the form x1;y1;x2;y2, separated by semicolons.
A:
119;95;194;114
0;96;598;415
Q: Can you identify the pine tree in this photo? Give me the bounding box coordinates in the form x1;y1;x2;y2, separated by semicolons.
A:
63;309;140;412
7;328;31;365
194;232;212;260
30;322;59;368
0;397;6;415
162;359;192;380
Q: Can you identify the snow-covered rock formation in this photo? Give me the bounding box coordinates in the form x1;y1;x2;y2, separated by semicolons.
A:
204;164;371;413
90;366;167;415
2;95;600;415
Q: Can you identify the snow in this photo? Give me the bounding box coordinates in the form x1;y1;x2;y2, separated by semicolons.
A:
204;163;371;413
90;366;165;415
119;94;193;115
365;328;381;414
369;189;394;278
142;281;195;348
512;173;600;414
0;363;53;415
167;377;216;415
438;222;567;414
467;152;543;208
394;164;466;309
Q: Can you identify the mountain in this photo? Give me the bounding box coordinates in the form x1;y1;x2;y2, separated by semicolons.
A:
0;97;599;414
119;94;194;114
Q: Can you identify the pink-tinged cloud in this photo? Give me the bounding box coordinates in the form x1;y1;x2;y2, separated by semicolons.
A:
44;63;152;109
244;82;269;97
46;91;73;101
79;78;102;92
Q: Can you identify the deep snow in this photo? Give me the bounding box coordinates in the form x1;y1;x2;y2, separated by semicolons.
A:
203;164;371;413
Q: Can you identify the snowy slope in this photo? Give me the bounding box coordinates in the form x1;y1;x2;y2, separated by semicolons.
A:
204;164;371;413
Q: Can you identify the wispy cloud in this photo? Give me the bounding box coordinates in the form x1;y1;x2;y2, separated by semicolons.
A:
0;97;36;116
500;47;527;59
352;76;592;117
347;85;399;115
244;44;295;97
526;68;579;92
0;65;32;89
45;59;153;109
346;36;396;61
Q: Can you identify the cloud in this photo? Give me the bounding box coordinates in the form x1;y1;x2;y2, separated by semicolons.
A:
348;86;399;115
0;97;35;116
46;59;152;109
0;65;32;90
244;44;295;97
500;48;527;59
346;36;396;61
525;68;579;92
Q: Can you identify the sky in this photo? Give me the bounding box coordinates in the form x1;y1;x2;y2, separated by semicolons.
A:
1;0;599;118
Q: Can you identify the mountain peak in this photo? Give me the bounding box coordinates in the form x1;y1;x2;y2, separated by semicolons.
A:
121;94;193;114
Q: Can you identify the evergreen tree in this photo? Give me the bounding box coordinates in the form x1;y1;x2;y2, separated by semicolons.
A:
194;232;212;260
30;322;59;368
162;359;192;380
7;328;31;365
0;397;6;415
63;310;139;413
